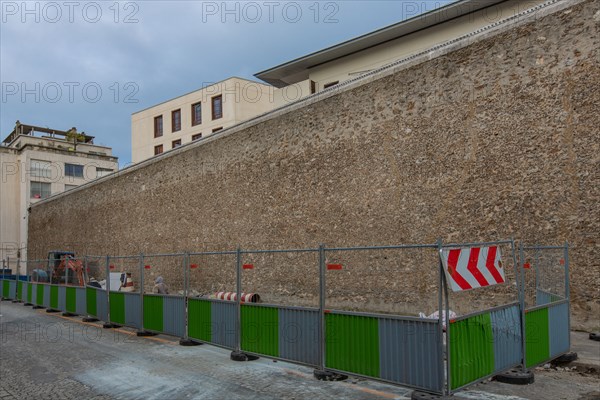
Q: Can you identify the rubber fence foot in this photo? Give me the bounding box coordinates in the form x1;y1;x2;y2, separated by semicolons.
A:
230;351;259;362
553;352;578;364
411;391;454;400
179;339;202;346
23;303;33;306
46;309;60;313
11;300;21;303
82;317;99;322
589;333;600;342
494;368;535;385
62;312;77;317
136;331;157;337
103;323;120;329
32;305;44;309
313;369;348;382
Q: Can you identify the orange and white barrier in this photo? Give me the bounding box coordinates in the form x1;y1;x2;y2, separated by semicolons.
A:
214;292;260;303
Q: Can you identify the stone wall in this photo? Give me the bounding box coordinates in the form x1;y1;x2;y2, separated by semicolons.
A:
28;0;600;328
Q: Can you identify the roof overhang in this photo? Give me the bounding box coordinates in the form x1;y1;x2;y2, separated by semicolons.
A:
255;0;507;87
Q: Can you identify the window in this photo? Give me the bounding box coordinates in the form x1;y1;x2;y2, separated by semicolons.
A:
172;109;181;132
30;160;52;179
96;168;113;178
154;145;163;155
212;95;222;120
323;81;339;89
192;102;202;126
192;133;202;141
30;181;51;199
64;184;78;191
65;163;83;178
212;127;223;133
310;80;317;94
172;139;182;149
154;116;163;138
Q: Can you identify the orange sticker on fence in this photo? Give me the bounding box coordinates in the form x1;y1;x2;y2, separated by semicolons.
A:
560;259;565;265
243;264;254;270
144;265;151;269
523;262;531;269
190;264;199;269
109;265;115;270
327;264;343;270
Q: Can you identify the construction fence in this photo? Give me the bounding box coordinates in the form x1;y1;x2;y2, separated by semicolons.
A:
0;240;571;396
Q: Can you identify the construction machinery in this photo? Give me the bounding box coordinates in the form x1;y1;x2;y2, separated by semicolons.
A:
47;251;86;286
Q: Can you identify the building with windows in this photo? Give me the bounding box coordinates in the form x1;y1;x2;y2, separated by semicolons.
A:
131;77;275;163
0;122;118;267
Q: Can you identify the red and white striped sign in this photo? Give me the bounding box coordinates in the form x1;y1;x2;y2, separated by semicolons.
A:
441;246;505;292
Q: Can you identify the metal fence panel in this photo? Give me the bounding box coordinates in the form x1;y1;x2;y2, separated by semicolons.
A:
241;304;279;357
51;286;59;309
76;287;86;316
143;295;164;332
57;286;66;311
278;307;320;366
548;302;569;358
21;282;29;302
97;289;108;321
525;307;550;368
26;283;32;303
188;299;212;342
211;300;236;349
31;283;38;304
163;296;185;337
110;292;125;324
66;287;77;313
43;284;51;308
17;281;23;301
379;317;442;392
8;280;17;299
86;287;98;316
124;292;142;329
490;305;522;372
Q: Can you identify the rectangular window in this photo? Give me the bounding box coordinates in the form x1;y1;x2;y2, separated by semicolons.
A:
64;163;84;178
30;160;52;179
172;139;182;149
64;184;78;191
323;81;339;89
192;102;202;126
154;145;163;155
212;127;223;133
96;168;113;178
212;95;222;120
192;133;202;141
310;80;316;94
30;181;51;199
154;116;163;138
172;109;181;132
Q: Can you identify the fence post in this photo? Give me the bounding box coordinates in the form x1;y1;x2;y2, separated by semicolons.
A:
319;244;326;371
436;239;447;395
564;242;571;349
236;247;242;353
441;242;451;395
140;253;144;332
104;255;112;327
517;241;527;371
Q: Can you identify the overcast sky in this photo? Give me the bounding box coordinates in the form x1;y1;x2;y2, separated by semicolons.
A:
1;1;452;166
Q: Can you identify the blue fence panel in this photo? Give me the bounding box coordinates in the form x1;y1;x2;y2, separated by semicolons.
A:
211;300;236;349
490;305;522;372
162;296;185;337
548;301;569;358
278;307;320;366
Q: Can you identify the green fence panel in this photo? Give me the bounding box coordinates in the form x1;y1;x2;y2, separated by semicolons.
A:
86;287;97;316
143;295;164;332
241;305;279;357
525;307;550;368
66;287;77;313
188;299;212;342
325;313;380;378
36;284;44;306
2;280;9;299
110;292;126;324
27;283;32;303
51;286;59;309
449;313;495;390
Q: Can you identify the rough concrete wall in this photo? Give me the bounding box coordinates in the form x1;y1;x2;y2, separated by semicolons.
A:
28;0;599;328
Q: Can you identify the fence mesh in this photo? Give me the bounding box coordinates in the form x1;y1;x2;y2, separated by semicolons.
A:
108;256;141;293
85;256;107;284
141;254;186;295
188;252;237;298
324;246;440;316
521;245;567;309
241;250;320;308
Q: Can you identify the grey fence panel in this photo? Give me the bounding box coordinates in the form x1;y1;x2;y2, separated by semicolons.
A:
536;289;552;306
22;282;28;302
124;292;142;329
378;317;443;392
490;305;522;372
31;283;38;304
163;296;185;337
57;286;66;311
211;301;236;349
8;281;17;299
75;287;86;315
278;307;320;366
548;302;569;357
0;279;3;297
43;285;51;308
97;290;108;321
